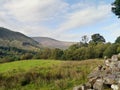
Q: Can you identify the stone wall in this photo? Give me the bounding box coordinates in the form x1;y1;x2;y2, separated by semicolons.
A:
73;54;120;90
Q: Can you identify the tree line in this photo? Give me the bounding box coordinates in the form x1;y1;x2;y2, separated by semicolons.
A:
0;46;36;63
33;34;120;60
1;33;120;63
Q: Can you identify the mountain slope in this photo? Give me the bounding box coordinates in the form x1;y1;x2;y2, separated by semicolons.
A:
32;37;76;49
0;27;40;50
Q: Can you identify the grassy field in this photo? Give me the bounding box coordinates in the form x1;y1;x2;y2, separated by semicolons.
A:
0;59;103;90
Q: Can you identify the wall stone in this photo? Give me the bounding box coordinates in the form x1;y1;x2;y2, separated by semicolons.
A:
73;54;120;90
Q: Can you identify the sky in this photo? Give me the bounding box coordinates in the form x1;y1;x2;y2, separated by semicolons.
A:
0;0;120;42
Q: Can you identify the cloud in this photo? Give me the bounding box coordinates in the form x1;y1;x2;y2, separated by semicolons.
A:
0;20;52;37
0;12;6;22
51;32;92;42
57;4;111;32
103;23;120;37
0;0;112;41
20;25;53;37
3;0;69;22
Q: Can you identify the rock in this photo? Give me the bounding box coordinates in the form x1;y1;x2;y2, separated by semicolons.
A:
87;69;101;79
111;84;119;90
117;61;120;69
85;82;92;89
93;79;103;90
104;56;108;60
73;83;93;90
111;55;118;62
103;74;116;84
115;78;120;84
105;59;111;66
73;85;85;90
73;85;82;90
102;66;111;74
110;62;116;67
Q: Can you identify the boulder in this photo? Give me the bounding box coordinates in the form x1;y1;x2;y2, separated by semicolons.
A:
111;55;118;62
117;61;120;69
93;79;103;90
73;85;85;90
73;83;93;90
105;59;111;66
111;84;119;90
103;74;116;84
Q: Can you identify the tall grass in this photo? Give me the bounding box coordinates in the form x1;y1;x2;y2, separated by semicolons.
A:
0;59;103;90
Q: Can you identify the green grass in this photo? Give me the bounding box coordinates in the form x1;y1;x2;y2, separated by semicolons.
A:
0;60;61;73
0;59;103;90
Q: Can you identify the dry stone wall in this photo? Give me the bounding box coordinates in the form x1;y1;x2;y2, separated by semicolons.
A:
73;54;120;90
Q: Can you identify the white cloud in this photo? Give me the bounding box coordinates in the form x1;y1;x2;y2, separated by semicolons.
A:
103;23;120;31
0;0;112;41
0;20;52;37
57;4;111;32
3;0;69;22
103;23;120;37
0;12;6;22
21;25;52;37
51;32;92;42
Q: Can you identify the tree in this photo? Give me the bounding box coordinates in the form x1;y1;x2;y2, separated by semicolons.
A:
20;53;33;60
73;47;86;60
80;35;89;47
69;44;80;50
85;46;95;59
115;36;120;43
51;48;63;60
117;45;120;53
40;48;52;59
112;0;120;18
94;42;109;58
81;35;89;44
103;44;118;58
91;34;106;44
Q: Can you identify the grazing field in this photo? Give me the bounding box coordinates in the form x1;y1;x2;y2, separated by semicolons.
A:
0;59;103;90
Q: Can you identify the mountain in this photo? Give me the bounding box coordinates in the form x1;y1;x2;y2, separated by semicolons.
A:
32;37;76;49
0;27;40;50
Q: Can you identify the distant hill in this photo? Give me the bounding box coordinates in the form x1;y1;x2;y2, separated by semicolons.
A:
0;27;40;50
32;37;76;49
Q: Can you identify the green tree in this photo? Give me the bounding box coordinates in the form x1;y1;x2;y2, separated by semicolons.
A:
20;53;33;60
103;44;118;58
73;47;86;60
69;44;80;50
81;35;89;43
112;0;120;18
63;49;75;60
117;45;120;53
51;48;63;60
40;48;52;59
95;42;110;58
91;34;106;44
85;46;95;59
115;36;120;43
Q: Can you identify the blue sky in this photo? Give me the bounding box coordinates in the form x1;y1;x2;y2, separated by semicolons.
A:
0;0;119;42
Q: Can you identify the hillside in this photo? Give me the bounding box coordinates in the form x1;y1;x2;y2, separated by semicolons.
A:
0;27;40;50
32;37;76;49
0;59;103;90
